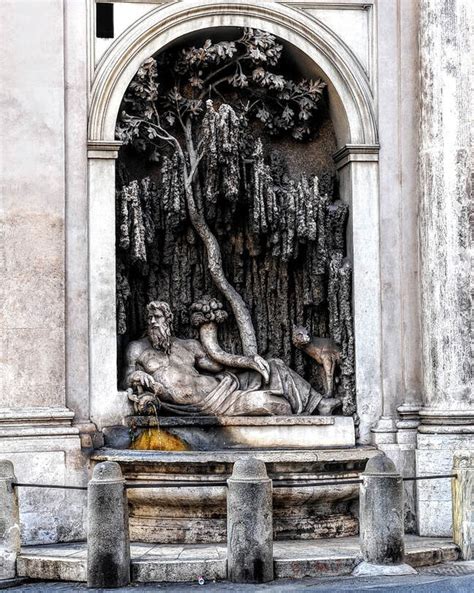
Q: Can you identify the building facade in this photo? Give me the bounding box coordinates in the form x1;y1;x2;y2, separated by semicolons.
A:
0;0;472;544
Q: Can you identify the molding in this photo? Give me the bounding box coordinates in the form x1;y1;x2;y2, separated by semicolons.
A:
0;407;74;426
87;140;122;159
371;415;397;445
88;0;378;144
101;0;374;6
419;408;474;424
0;407;80;439
333;143;379;169
418;408;474;434
284;1;373;9
396;402;421;431
97;0;170;3
0;426;80;439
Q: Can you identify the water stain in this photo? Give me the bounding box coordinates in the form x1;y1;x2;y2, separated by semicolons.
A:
131;428;189;451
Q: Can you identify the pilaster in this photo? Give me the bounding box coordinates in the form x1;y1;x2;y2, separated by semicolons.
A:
88;141;129;429
416;0;473;536
334;144;381;444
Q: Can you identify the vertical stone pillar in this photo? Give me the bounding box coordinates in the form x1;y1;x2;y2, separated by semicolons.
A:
333;146;382;445
0;461;20;580
87;461;130;588
452;450;473;560
353;455;416;576
227;457;273;583
88;141;129;429
416;0;473;536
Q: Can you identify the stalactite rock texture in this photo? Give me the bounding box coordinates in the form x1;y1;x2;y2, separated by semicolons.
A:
115;28;356;415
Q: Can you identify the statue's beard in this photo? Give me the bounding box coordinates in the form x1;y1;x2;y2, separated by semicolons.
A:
148;323;171;354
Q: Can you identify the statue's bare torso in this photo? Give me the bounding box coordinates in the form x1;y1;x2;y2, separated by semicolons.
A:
124;336;222;406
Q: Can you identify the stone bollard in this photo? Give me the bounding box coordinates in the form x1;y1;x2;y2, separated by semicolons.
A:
87;461;130;588
227;457;273;583
0;460;21;581
452;450;473;561
353;454;416;576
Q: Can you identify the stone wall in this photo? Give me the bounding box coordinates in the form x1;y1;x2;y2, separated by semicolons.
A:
416;0;473;536
0;0;470;542
0;0;86;543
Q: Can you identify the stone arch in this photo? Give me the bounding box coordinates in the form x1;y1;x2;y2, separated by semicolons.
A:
88;0;377;147
86;0;382;444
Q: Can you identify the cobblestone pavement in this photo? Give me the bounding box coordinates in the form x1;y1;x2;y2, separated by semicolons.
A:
3;564;474;593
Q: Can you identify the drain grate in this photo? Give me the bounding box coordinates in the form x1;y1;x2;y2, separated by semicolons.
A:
420;562;474;577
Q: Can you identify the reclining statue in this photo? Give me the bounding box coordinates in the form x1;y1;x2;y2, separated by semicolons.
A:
124;299;340;417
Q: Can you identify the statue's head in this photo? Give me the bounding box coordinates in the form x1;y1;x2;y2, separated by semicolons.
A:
146;301;173;354
292;325;311;347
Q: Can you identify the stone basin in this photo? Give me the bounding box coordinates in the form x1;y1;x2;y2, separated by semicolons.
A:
92;446;378;544
127;415;356;449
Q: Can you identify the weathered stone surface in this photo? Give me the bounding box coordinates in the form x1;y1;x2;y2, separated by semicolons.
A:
417;433;474;536
0;460;20;580
452;450;473;560
353;561;417;577
0;431;86;546
418;0;472;416
0;0;67;410
227;458;273;583
356;455;416;576
17;555;86;582
16;535;459;583
129;415;355;449
103;425;132;450
132;558;227;583
87;462;130;588
93;447;376;544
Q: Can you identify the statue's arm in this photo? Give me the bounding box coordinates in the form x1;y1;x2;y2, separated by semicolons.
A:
122;341;153;390
186;339;224;373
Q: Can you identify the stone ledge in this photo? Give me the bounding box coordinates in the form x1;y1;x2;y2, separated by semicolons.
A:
129;415;337;427
0;407;80;439
17;536;459;583
92;445;377;465
128;415;355;449
0;407;75;426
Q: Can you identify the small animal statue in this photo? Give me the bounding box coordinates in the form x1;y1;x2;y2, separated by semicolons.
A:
292;326;341;397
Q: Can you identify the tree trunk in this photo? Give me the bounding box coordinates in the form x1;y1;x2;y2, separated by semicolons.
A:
183;119;258;355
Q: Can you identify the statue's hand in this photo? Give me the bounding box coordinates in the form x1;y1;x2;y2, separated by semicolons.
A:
252;355;270;384
129;370;155;390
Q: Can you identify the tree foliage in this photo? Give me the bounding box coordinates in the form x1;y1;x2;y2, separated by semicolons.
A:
116;28;326;153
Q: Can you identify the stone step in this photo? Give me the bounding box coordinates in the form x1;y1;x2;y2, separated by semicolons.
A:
17;536;459;584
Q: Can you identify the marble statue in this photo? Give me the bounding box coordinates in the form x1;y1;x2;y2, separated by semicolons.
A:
124;299;341;417
292;326;341;396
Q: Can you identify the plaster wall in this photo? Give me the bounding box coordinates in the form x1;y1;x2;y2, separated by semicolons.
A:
0;0;86;543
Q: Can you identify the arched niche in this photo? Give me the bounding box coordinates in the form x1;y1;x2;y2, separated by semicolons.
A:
86;0;381;443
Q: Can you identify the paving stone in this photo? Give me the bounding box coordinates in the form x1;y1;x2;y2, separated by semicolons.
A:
17;555;86;582
132;558;227;583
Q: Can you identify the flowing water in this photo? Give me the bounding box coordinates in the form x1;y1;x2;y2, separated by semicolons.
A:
131;404;189;451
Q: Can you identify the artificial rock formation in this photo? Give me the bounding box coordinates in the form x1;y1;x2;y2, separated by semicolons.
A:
115;29;356;415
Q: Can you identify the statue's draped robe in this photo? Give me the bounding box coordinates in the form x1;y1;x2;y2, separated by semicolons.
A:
158;358;322;416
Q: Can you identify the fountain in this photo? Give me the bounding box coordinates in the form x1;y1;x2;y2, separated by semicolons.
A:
92;27;377;545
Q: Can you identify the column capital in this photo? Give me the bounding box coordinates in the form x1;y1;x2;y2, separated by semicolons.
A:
87;140;122;159
333;143;379;170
